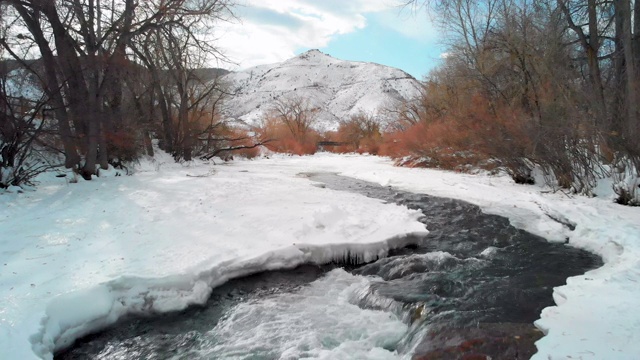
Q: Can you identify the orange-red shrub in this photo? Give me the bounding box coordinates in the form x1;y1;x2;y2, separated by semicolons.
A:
105;127;140;161
257;117;319;155
226;128;263;159
326;114;383;154
379;91;533;173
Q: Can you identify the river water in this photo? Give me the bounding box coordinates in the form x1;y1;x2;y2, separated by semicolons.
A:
57;173;601;360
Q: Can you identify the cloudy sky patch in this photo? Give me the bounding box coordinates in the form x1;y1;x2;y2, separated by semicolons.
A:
214;0;442;79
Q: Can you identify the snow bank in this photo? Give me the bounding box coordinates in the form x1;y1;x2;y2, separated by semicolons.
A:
0;155;426;359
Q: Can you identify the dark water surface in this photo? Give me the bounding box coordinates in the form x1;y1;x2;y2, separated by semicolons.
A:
57;173;601;360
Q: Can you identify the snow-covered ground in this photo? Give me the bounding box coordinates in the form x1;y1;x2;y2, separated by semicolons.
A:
1;153;639;359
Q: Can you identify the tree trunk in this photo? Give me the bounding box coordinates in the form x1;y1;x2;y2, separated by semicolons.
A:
634;0;640;62
612;0;626;139
587;0;606;121
82;114;99;179
558;0;606;121
179;92;192;161
41;2;99;175
156;85;174;154
617;0;639;140
98;114;110;169
144;131;154;157
12;4;80;168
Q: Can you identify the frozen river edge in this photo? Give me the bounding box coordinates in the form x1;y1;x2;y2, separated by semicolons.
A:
35;232;426;358
1;153;428;359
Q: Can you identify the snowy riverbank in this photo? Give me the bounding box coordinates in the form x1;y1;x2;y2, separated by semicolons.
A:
1;153;639;359
269;154;640;359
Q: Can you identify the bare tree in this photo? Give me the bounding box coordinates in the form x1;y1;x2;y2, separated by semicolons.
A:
271;95;318;142
0;63;60;187
0;0;237;177
393;0;617;191
338;112;382;150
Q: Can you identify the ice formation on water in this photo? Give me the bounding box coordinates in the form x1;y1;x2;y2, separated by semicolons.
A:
30;234;427;358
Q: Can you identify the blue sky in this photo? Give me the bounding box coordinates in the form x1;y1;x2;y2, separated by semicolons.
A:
216;0;444;80
311;13;444;79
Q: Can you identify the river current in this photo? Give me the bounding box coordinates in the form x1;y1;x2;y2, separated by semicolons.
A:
57;173;601;359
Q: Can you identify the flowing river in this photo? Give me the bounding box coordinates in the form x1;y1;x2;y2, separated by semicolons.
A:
57;173;601;360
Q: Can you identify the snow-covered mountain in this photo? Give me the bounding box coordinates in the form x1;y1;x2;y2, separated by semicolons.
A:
220;49;422;130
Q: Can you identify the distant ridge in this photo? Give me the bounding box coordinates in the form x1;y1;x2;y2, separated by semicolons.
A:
220;49;422;130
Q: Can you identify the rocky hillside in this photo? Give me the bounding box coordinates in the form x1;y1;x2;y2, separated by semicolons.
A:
220;49;422;131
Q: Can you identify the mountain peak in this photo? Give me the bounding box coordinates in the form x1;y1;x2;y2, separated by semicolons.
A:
298;49;327;57
291;49;336;65
221;52;422;131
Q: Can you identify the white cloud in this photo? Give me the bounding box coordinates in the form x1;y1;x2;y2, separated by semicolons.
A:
371;6;438;42
211;0;436;70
